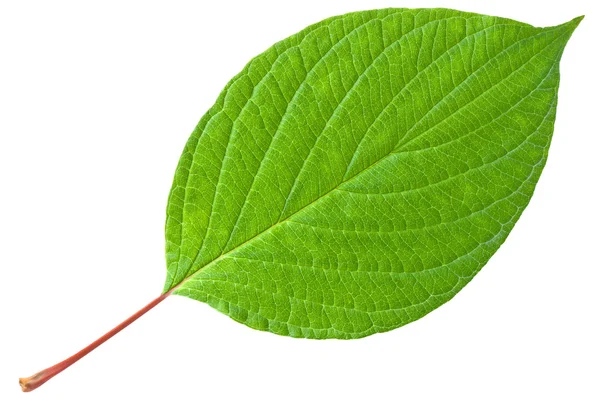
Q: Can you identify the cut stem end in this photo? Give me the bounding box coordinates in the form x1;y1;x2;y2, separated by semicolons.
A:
20;372;49;392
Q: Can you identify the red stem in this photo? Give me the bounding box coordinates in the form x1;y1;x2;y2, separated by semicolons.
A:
19;291;171;392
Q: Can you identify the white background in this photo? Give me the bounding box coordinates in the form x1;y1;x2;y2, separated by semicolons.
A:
1;0;598;399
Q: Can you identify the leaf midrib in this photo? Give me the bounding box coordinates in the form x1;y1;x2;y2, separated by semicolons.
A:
170;24;565;294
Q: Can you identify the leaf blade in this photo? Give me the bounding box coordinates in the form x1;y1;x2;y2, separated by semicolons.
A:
165;9;581;338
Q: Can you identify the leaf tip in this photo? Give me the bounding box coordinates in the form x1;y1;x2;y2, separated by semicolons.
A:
572;15;584;26
563;15;584;32
552;15;584;50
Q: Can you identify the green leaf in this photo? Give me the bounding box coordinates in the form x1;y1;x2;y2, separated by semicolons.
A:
164;8;581;339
